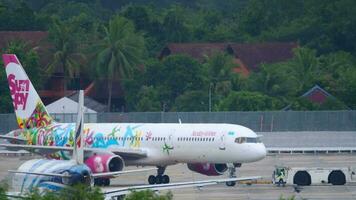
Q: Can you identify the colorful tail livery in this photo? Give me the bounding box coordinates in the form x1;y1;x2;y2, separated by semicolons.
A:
2;54;53;129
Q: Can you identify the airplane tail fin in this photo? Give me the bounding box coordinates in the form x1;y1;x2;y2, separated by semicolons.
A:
73;90;84;164
2;54;54;129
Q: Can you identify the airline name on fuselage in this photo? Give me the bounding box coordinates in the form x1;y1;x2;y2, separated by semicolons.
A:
192;131;216;137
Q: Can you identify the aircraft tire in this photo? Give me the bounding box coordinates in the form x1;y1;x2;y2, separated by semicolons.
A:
148;175;156;184
226;181;236;187
94;178;103;186
162;175;170;184
104;178;110;186
155;175;163;184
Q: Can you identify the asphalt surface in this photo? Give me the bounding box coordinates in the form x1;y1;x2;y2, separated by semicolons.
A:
2;154;356;200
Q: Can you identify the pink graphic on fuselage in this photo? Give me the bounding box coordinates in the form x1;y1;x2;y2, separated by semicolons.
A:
16;125;147;160
84;128;95;146
8;74;29;110
145;131;152;140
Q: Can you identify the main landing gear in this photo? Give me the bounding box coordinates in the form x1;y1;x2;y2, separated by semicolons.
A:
148;166;170;184
94;178;110;186
225;163;241;187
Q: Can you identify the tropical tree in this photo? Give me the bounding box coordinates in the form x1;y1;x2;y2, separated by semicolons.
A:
246;62;299;98
135;86;161;112
95;16;145;111
47;16;85;92
124;190;172;200
218;91;283;111
203;52;235;109
162;5;191;42
0;182;8;200
0;40;43;113
289;47;319;92
173;90;208;111
4;40;43;87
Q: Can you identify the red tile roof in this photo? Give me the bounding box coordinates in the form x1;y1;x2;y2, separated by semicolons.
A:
159;43;227;61
301;85;333;104
160;42;298;72
228;42;298;71
0;31;51;66
0;31;48;50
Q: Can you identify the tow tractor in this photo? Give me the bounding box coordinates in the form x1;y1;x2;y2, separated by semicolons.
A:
273;166;356;186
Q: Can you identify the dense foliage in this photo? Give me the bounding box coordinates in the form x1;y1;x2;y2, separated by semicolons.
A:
0;183;171;200
0;0;355;112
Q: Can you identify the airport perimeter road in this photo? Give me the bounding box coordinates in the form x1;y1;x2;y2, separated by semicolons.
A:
2;154;356;200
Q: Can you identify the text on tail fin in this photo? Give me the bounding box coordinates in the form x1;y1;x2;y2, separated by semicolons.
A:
2;54;54;129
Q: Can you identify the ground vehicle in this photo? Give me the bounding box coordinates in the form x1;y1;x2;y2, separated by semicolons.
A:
273;166;355;186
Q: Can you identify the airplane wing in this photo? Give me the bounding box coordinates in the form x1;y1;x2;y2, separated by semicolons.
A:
5;192;26;199
0;135;27;144
92;168;156;178
103;147;147;158
0;143;72;154
0;143;147;158
9;168;155;179
102;176;261;200
8;170;70;178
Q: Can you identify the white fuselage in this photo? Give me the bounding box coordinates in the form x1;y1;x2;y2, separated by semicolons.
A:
15;122;266;166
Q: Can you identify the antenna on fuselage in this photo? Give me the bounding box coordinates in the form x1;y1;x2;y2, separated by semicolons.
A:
72;90;84;164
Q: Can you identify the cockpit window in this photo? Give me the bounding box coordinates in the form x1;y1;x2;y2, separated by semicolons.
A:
235;137;246;144
235;137;261;144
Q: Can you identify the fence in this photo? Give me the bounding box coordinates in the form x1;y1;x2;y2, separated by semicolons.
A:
0;110;355;133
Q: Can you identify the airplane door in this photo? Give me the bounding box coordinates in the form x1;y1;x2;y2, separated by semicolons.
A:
219;132;226;150
168;133;174;148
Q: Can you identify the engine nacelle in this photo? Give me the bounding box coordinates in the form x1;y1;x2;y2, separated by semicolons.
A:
187;163;228;176
85;153;124;173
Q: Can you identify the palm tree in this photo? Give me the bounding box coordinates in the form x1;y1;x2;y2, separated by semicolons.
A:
47;17;85;92
290;47;319;92
95;16;145;111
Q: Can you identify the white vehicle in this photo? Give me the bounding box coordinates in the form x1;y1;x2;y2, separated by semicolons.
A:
273;166;356;186
0;54;266;187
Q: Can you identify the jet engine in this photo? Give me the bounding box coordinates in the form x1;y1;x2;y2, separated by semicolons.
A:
85;153;124;173
187;163;228;176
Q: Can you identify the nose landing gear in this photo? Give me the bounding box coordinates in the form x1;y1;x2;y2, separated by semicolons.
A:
225;163;241;187
148;166;170;184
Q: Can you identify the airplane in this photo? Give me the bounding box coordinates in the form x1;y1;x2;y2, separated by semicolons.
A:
6;90;261;199
0;54;267;187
